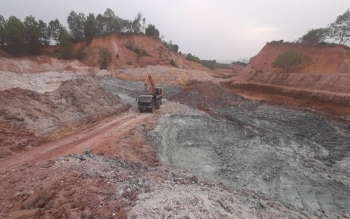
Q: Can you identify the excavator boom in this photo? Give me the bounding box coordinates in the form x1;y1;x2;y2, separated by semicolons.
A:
145;73;155;94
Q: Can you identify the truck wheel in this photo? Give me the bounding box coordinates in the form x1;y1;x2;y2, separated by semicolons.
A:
139;109;143;113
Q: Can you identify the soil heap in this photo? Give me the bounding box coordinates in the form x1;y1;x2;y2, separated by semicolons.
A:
0;79;130;159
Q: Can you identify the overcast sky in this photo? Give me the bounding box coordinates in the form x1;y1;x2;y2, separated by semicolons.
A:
0;0;349;60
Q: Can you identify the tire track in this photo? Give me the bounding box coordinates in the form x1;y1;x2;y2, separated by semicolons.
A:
0;111;149;173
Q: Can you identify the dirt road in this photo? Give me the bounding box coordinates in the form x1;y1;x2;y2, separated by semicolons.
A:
0;110;150;173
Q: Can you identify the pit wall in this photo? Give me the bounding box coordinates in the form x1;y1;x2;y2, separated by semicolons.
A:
246;71;350;93
231;82;350;107
243;42;350;74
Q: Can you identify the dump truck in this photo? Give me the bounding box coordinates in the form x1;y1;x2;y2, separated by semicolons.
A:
137;73;162;113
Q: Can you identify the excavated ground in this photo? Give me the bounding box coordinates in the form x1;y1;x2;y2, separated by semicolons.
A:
1;71;349;218
150;83;350;217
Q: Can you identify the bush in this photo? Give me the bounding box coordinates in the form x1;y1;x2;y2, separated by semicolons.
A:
99;47;112;69
126;41;149;59
200;60;217;69
75;46;87;60
170;59;177;67
272;49;311;72
231;61;247;67
145;24;160;38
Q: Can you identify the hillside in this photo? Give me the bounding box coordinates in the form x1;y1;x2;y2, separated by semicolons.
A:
243;42;350;74
228;43;350;118
43;34;212;74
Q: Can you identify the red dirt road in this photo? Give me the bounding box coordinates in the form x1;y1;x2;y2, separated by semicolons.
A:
0;111;150;173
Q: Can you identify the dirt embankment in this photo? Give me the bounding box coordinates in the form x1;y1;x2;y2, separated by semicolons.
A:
229;43;350;117
115;66;215;87
43;34;212;74
0;79;130;159
244;42;350;74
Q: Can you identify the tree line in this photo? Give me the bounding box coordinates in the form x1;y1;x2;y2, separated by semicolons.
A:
300;9;350;45
0;8;161;56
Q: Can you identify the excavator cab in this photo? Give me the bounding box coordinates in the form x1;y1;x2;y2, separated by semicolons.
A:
155;87;163;96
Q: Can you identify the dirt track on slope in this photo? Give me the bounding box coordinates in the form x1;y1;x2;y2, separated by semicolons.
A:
0;111;151;173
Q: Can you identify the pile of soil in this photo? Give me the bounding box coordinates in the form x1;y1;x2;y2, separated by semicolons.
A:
170;82;244;112
0;79;130;159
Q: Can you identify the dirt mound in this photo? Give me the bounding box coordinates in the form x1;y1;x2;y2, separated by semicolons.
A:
115;66;215;87
0;71;82;93
54;34;212;74
0;79;129;159
170;83;244;112
243;42;350;74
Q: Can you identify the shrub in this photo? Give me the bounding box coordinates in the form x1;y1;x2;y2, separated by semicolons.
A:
126;41;149;59
75;46;87;60
272;49;311;72
99;47;112;69
170;59;177;67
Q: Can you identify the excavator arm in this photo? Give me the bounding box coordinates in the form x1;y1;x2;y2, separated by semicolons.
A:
144;73;155;94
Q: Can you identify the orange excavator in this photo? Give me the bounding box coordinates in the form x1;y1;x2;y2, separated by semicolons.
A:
137;73;163;113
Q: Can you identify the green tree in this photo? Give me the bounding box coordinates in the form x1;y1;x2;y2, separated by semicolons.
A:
58;31;73;59
172;44;179;53
99;47;112;69
142;18;146;33
131;12;142;33
103;8;116;34
48;19;66;43
200;60;217;69
85;13;97;39
23;16;42;54
120;19;131;33
301;28;329;45
67;11;86;40
145;24;159;38
0;15;6;47
186;53;194;61
38;20;50;45
4;16;26;55
329;9;350;44
96;14;105;35
272;49;311;72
